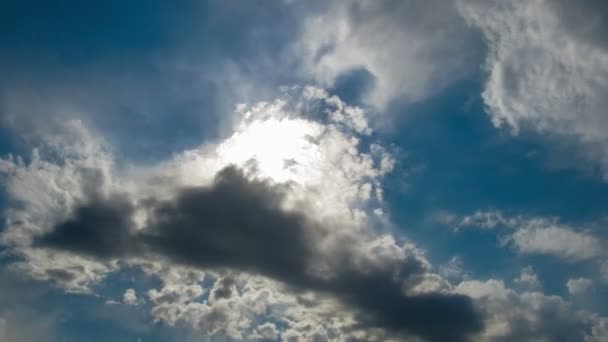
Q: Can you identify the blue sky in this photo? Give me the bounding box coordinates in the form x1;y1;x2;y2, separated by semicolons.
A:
1;1;608;341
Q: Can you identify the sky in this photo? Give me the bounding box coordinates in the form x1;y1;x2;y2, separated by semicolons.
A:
1;1;608;341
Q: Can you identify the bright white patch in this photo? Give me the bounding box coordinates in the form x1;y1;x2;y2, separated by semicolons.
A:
217;117;323;184
158;92;392;228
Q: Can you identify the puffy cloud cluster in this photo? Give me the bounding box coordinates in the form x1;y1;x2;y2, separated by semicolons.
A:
295;0;478;108
0;89;482;341
3;85;605;341
567;278;594;296
458;0;608;177
455;279;607;342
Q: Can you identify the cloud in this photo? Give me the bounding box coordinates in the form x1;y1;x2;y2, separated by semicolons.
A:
458;0;608;177
457;211;605;263
250;322;279;341
513;266;541;290
456;210;511;231
2;90;483;341
455;279;607;342
35;165;483;341
566;278;594;296
295;0;479;108
122;289;137;305
35;193;136;259
508;224;602;261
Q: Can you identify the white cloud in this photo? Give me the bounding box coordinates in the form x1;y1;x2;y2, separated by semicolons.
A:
295;0;477;108
4;86;605;341
458;0;608;177
508;224;602;261
455;279;607;341
457;210;510;231
590;318;608;342
250;322;279;341
145;272;363;341
439;256;468;281
0;88;440;341
514;266;541;290
0;120;118;293
457;211;605;263
566;278;594;296
122;289;138;305
152;87;394;235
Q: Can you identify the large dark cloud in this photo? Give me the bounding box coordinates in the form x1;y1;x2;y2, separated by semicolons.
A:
36;166;483;341
35;194;136;258
141;167;316;281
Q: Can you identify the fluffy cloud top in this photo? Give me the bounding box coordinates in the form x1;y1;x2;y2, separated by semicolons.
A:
459;0;608;176
1;89;482;341
566;278;594;296
296;0;478;108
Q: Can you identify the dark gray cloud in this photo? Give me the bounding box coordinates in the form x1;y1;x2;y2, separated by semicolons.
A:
35;166;483;341
141;167;316;281
210;276;236;300
35;194;136;259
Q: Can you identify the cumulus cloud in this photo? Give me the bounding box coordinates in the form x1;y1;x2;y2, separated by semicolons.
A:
122;289;138;305
458;0;608;177
513;266;541;290
566;278;594;296
250;322;279;341
455;279;607;342
34;165;482;341
7;86;605;341
296;0;478;108
508;224;602;261
1;89;482;341
458;211;606;263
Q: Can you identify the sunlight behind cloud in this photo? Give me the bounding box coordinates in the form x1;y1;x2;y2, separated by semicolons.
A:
217;116;324;184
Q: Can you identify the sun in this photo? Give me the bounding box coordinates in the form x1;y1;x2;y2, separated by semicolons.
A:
216;116;325;185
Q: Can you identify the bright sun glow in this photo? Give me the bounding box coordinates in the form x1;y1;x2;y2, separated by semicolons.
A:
216;117;324;184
